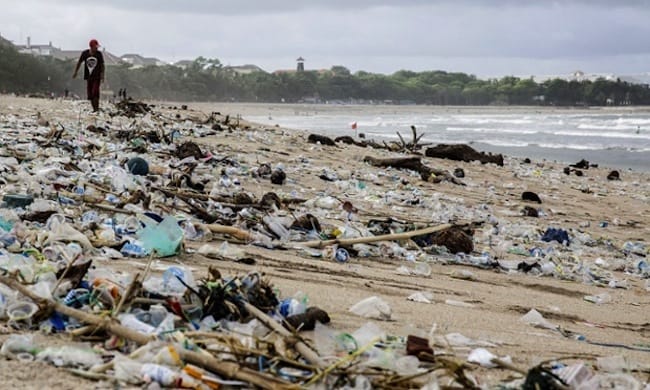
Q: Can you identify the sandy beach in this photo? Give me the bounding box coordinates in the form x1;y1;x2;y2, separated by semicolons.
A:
0;95;649;388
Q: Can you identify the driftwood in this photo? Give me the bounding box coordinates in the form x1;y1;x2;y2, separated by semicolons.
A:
202;223;254;241
154;186;231;224
243;302;326;368
152;187;303;212
113;100;151;118
334;136;366;147
307;133;401;151
395;125;432;153
334;136;386;150
425;144;504;166
0;274;293;390
298;223;452;248
176;141;205;160
428;226;474;254
363;156;464;185
307;134;336;146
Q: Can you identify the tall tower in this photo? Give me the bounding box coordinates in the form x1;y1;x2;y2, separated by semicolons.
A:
296;57;305;72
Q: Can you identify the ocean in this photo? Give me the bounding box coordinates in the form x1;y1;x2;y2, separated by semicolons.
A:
215;104;650;171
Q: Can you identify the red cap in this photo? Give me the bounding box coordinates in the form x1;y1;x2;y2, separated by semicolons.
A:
89;39;99;48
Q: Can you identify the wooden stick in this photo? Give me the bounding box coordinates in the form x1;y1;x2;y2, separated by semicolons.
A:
112;272;141;317
69;325;99;338
297;223;452;249
201;224;253;241
90;344;153;373
87;203;139;215
51;245;78;293
178;349;296;390
67;368;116;381
242;301;326;369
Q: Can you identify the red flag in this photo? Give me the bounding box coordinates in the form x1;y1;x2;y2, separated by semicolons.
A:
350;121;357;130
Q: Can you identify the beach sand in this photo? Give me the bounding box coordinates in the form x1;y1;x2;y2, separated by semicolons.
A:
0;95;649;388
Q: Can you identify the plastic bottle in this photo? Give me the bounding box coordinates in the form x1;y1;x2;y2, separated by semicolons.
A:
153;345;183;367
181;221;200;241
162;266;190;295
119;313;156;334
583;293;612;305
36;345;103;368
65;242;83;260
279;298;306;317
63;288;89;308
113;355;144;384
349;296;392;320
454;253;468;263
105;194;120;204
468;253;492;267
540;261;556;276
262;216;290;241
413;262;432;277
120;242;149;257
57;195;76;205
0;334;36;357
140;363;179;386
395;355;421;375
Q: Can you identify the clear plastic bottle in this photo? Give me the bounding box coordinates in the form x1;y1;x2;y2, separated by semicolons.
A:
278;291;308;317
279;298;306;317
119;313;156;334
140;363;179;386
120;242;149;257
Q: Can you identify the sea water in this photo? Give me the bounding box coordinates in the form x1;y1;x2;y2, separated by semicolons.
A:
234;104;650;171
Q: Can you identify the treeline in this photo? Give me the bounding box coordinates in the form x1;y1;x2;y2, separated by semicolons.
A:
0;42;71;94
2;42;650;106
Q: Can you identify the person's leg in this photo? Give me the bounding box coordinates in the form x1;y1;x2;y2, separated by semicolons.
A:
86;81;93;102
90;80;101;112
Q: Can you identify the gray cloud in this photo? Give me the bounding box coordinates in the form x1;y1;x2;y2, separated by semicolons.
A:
1;0;650;77
46;0;650;15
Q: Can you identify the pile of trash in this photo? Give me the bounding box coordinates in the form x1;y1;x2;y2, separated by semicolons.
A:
0;98;648;388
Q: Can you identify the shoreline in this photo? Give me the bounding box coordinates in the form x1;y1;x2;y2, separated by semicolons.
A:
204;102;650;173
468;143;650;172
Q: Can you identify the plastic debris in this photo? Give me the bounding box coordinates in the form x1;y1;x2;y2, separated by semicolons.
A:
0;97;647;389
349;296;392;320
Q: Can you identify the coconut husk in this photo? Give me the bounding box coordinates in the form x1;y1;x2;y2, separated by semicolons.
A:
291;214;321;232
176;141;204;160
260;192;282;209
428;226;474;254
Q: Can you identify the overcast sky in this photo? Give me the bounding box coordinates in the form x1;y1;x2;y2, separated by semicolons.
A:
1;0;649;78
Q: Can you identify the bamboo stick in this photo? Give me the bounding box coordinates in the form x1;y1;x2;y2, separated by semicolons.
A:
201;224;253;241
296;223;452;248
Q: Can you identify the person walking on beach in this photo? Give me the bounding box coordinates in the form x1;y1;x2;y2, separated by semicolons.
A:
72;39;105;112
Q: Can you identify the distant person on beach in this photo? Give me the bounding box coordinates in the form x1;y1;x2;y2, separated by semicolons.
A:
72;39;105;112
